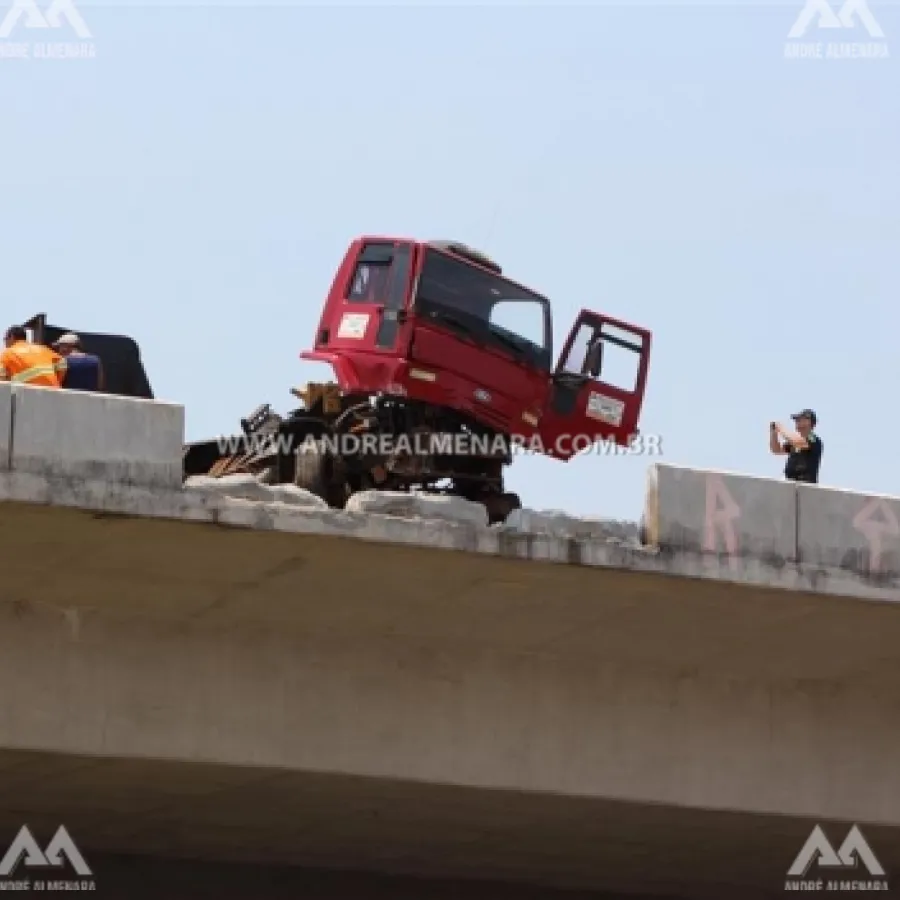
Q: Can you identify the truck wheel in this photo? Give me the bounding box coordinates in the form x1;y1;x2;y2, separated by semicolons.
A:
294;440;346;508
294;440;331;499
483;492;521;525
500;492;522;522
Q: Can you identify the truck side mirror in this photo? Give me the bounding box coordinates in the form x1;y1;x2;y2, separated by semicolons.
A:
583;339;603;377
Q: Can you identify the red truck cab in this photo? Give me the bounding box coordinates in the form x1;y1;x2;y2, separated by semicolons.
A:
302;237;651;459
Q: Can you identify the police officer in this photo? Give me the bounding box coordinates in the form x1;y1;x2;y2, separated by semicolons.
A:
770;408;823;484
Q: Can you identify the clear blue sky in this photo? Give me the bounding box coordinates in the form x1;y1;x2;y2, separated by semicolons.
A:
2;1;898;519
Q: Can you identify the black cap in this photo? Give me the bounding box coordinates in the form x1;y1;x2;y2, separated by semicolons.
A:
792;408;817;427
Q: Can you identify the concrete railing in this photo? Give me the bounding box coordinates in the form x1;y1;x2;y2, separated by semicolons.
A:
0;382;184;489
2;381;898;587
645;463;900;582
0;383;11;471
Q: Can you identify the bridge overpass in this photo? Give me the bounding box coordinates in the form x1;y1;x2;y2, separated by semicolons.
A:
1;382;899;899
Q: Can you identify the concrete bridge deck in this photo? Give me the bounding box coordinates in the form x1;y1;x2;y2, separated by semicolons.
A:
1;382;899;898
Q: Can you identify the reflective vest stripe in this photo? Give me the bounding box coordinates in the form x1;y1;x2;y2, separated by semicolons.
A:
11;365;59;384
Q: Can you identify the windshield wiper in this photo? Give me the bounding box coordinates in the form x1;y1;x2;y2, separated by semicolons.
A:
427;308;529;362
429;311;480;343
487;325;529;360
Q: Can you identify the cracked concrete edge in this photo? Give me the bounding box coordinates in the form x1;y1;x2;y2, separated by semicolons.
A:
1;469;897;605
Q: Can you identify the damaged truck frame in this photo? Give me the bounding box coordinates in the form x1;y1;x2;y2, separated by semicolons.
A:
28;237;652;524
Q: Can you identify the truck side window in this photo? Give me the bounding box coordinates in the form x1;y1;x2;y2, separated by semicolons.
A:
348;243;394;303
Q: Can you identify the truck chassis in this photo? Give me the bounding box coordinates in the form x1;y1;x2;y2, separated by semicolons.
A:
183;382;523;524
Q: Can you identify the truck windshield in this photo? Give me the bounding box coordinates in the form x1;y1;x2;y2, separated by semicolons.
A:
414;248;552;370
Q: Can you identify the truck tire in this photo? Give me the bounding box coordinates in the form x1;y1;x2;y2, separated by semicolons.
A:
294;440;345;508
294;440;331;498
484;491;521;525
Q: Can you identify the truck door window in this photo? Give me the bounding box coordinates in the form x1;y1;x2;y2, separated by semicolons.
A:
596;323;640;393
561;322;640;393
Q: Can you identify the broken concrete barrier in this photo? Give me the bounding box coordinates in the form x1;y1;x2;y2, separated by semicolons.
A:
184;474;329;509
505;508;639;543
344;491;488;527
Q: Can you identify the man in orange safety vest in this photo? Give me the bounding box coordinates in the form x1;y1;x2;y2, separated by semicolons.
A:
0;325;67;387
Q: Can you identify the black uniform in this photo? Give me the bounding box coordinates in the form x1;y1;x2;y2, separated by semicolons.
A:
784;432;823;484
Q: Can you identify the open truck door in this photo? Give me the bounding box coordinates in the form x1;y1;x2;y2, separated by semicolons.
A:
537;310;650;460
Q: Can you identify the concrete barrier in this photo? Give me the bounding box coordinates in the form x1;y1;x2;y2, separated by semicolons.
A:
10;385;184;489
184;474;330;509
5;385;900;594
505;508;639;544
345;490;489;527
798;483;900;580
2;459;900;601
0;384;11;471
644;463;798;564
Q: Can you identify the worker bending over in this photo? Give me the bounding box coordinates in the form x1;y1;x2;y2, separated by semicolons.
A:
53;332;104;392
0;325;67;387
770;408;823;484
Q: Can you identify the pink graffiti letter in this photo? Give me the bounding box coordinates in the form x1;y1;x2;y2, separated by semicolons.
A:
704;474;741;558
852;498;900;572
